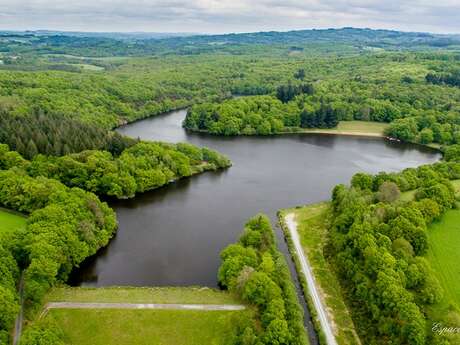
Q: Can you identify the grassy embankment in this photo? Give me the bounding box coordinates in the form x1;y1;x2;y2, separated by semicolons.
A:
34;287;252;345
44;286;243;304
279;203;361;345
0;207;26;235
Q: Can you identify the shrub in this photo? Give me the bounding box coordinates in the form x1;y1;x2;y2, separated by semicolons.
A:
377;181;401;203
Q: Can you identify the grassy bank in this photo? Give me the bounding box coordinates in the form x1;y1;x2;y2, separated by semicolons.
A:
45;286;243;305
0;207;26;234
279;204;361;345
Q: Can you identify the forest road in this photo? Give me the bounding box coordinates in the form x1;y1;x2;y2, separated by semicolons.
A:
285;213;338;345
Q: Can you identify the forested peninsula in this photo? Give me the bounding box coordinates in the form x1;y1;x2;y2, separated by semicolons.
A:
183;71;460;148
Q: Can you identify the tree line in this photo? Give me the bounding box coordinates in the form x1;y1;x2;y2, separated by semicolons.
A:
1;142;231;199
218;214;308;345
385;112;460;146
183;95;340;136
0;168;117;344
329;160;460;345
276;82;314;103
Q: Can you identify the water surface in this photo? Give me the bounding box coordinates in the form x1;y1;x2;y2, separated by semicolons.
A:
72;110;440;287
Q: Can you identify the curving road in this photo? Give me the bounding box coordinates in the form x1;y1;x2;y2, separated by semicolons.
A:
285;213;338;345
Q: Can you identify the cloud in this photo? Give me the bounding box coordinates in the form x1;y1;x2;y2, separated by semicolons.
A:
0;0;458;33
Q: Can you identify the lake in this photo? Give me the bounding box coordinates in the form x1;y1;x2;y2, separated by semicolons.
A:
71;110;440;287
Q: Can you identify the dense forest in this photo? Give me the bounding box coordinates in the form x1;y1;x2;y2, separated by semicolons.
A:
167;48;460;146
183;95;339;135
184;63;460;146
0;168;117;344
0;111;137;159
0;142;230;199
329;158;460;345
218;214;308;345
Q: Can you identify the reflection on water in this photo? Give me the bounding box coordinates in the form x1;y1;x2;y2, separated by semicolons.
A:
71;110;440;287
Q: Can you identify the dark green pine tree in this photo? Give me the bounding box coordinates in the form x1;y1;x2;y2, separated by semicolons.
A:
25;139;39;159
324;105;339;128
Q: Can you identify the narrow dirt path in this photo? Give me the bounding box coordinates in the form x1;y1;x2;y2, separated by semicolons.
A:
285;213;338;345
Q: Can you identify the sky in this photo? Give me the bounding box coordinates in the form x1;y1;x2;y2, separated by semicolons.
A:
0;0;459;34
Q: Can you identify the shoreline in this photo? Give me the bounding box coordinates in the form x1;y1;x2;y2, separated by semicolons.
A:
115;108;442;153
183;127;443;153
280;129;386;139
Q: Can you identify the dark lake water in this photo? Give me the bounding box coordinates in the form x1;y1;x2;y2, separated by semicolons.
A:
72;110;440;287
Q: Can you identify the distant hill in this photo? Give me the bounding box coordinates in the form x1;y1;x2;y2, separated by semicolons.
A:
0;30;197;40
1;27;459;57
152;27;459;46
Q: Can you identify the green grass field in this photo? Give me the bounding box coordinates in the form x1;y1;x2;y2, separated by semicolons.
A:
426;209;460;344
300;121;388;137
32;286;251;345
46;308;251;345
428;210;460;309
281;203;360;345
45;286;242;305
0;208;26;234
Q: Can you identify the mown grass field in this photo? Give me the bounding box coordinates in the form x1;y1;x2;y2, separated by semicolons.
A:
428;210;460;309
35;286;251;345
426;208;460;344
45;286;242;305
300;121;388;136
46;308;251;345
0;208;26;234
281;203;360;345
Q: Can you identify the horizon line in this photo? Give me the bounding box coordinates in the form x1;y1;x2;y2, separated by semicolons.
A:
1;26;459;36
